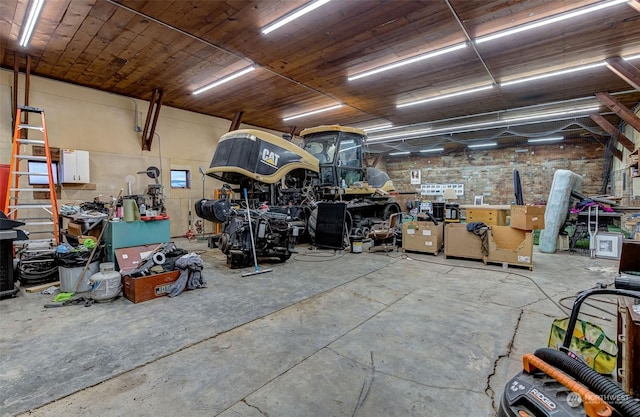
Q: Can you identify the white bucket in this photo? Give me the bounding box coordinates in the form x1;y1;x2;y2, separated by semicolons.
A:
89;262;121;302
58;261;100;292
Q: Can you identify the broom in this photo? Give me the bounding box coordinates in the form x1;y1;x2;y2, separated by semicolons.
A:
241;188;272;277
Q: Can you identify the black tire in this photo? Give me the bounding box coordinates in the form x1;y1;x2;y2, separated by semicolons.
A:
279;254;291;262
382;203;401;220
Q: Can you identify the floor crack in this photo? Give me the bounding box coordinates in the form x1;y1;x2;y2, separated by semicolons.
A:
242;399;269;416
352;351;375;417
325;346;485;395
485;309;523;412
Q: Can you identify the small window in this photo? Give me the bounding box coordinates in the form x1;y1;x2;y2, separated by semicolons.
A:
170;169;190;188
28;161;58;185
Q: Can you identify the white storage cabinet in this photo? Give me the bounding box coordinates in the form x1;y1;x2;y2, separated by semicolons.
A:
62;149;90;183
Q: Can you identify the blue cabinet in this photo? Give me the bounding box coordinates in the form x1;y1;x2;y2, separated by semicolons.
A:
104;220;170;262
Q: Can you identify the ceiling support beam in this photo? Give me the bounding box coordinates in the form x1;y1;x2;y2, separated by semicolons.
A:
12;55;18;133
596;92;640;133
24;55;31;131
141;88;164;151
628;0;640;13
590;113;635;152
370;153;384;168
610;142;623;162
229;111;244;131
605;56;640;90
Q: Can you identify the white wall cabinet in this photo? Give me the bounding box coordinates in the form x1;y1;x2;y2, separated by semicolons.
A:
62;149;90;183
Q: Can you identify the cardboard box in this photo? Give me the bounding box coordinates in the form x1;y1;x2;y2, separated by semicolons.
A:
486;226;533;269
444;223;484;260
402;221;444;255
67;222;83;236
510;205;545;230
122;270;180;303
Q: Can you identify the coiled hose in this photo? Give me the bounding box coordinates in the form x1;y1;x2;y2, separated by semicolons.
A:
534;347;640;417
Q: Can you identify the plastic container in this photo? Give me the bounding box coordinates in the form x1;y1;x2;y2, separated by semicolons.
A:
432;202;445;221
59;261;100;292
89;262;121;302
350;236;363;253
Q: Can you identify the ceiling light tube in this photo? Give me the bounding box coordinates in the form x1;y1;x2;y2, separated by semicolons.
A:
283;104;342;121
625;54;640;61
368;127;433;142
397;85;493;108
528;136;564;143
348;43;467;81
262;0;332;35
500;62;605;87
503;106;600;122
468;142;497;149
361;123;393;133
193;66;255;95
19;0;45;48
388;151;411;156
420;148;444;153
475;0;627;45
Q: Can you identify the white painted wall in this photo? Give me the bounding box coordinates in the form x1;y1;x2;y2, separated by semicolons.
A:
0;69;274;237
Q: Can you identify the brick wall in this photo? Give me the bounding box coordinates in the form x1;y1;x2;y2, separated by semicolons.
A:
383;138;606;206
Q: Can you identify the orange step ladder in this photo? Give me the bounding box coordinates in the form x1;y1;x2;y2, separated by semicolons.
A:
4;105;59;245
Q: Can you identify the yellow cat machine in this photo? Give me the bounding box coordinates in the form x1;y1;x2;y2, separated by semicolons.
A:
499;276;640;417
195;125;401;267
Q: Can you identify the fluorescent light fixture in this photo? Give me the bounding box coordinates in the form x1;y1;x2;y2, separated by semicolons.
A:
368;127;433;142
500;62;605;87
193;66;255;95
283;104;342;121
503;106;600;122
388;151;410;156
397;85;493;108
625;54;640;61
348;43;467;81
475;0;627;45
369;107;596;143
262;0;332;35
528;136;564;143
367;100;602;143
420;148;444;153
19;0;45;48
468;142;497;148
361;123;393;133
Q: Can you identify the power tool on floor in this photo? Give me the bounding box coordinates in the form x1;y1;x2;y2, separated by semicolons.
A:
499;276;640;417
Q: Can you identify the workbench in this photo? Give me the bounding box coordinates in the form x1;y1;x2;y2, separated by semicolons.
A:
103;220;170;262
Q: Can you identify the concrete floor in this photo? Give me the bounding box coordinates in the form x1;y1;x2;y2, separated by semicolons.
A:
0;238;621;417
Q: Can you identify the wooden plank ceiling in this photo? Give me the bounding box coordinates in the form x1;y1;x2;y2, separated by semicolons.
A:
1;0;640;153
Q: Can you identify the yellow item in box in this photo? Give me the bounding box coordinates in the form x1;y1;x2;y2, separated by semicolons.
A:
548;317;618;375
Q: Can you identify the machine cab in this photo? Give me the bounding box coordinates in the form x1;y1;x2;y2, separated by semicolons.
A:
300;125;365;188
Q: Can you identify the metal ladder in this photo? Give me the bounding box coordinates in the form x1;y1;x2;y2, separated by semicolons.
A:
4;105;59;245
